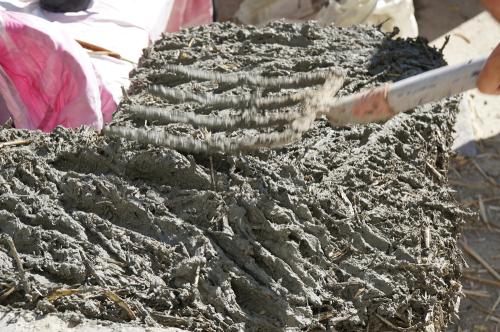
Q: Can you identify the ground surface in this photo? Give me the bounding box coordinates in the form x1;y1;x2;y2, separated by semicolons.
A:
448;139;500;332
0;22;466;331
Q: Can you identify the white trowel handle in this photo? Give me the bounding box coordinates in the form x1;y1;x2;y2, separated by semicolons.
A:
324;55;488;125
385;55;487;112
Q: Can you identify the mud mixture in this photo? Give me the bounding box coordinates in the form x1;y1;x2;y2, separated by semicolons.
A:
0;22;466;331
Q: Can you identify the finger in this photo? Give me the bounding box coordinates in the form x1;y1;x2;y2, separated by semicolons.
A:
477;44;500;95
481;0;500;21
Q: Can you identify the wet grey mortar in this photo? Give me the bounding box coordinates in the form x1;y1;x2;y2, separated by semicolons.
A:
0;21;466;331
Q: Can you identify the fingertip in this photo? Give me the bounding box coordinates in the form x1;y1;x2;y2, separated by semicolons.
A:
476;45;500;95
477;75;500;94
481;0;500;21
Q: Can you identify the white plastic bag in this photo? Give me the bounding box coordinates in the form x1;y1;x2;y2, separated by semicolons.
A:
315;0;378;27
235;0;320;25
364;0;419;37
235;0;418;38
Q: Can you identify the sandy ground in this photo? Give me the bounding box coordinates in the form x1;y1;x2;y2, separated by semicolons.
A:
448;138;500;331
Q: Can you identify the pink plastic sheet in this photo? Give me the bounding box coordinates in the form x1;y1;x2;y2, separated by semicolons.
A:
167;0;213;32
0;11;116;132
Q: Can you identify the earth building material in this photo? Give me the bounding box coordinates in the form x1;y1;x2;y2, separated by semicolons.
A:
0;21;465;331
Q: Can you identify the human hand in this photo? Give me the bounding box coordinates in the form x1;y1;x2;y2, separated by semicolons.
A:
477;43;500;95
481;0;500;21
477;1;500;94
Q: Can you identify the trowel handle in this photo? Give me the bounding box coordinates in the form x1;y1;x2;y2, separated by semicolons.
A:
323;55;488;125
385;55;487;113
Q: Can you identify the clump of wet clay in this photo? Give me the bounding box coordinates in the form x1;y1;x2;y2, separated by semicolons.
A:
0;21;465;331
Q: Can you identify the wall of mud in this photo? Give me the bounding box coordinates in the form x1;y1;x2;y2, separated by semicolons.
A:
0;22;465;331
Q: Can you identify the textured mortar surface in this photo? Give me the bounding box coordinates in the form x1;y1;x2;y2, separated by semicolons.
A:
0;22;465;331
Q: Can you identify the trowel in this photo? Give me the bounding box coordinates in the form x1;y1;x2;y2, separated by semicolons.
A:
105;55;489;154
